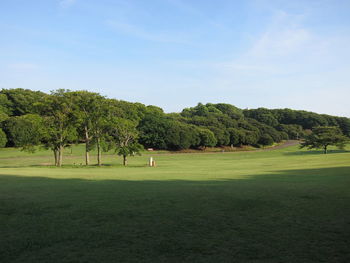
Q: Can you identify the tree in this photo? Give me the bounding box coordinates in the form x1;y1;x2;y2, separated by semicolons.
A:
300;126;348;154
0;128;7;148
197;128;217;148
0;93;12;115
109;118;143;166
207;126;230;146
0;88;47;116
165;122;199;150
69;91;106;165
138;112;169;149
244;108;279;127
258;134;274;146
213;103;243;119
227;128;242;146
277;124;304;139
36;90;78;166
5;114;44;152
0;108;9;148
90;99;116;166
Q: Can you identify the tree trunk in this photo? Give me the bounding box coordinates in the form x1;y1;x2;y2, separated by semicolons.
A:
97;137;102;166
85;127;90;166
53;149;58;166
58;145;63;167
85;147;90;166
123;155;127;166
324;145;328;154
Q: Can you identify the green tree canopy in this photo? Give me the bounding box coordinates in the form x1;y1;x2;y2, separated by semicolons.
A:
0;128;7;148
68;91;106;165
109;118;143;166
0;88;47;116
5;114;45;152
300;126;348;154
36;90;78;166
196;128;217;148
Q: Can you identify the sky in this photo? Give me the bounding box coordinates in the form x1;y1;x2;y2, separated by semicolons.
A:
0;0;350;116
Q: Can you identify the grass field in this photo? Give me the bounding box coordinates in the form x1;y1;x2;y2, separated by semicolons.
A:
1;144;350;262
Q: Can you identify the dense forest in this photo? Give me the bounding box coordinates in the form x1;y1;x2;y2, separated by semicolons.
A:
0;88;349;166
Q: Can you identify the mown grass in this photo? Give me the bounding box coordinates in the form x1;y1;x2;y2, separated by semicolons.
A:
0;144;349;262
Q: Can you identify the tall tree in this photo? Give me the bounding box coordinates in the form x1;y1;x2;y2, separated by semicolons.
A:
300;126;348;154
90;99;116;166
69;91;106;165
36;90;77;166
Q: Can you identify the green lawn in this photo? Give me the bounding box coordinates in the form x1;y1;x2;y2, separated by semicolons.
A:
0;144;350;262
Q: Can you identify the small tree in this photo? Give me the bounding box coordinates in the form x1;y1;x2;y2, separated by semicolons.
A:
110;118;143;166
300;126;348;154
258;134;274;146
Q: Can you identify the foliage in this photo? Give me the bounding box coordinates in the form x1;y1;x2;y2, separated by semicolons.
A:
0;94;12;115
68;91;108;165
244;108;279;127
0;88;349;155
36;90;78;166
300;126;348;154
0;128;7;148
277;124;304;139
138;113;170;149
0;111;9;123
109;118;143;165
196;128;217;148
166;122;199;150
0;88;47;116
227;128;243;146
5;114;44;152
258;134;274;146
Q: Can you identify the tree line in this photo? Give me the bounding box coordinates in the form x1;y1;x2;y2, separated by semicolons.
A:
0;88;349;166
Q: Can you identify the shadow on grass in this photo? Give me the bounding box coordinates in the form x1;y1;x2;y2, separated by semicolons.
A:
0;163;148;169
283;149;349;156
0;166;350;263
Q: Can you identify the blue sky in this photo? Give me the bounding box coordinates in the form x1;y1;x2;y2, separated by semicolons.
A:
1;0;350;116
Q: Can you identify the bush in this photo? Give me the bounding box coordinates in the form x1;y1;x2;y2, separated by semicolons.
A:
258;134;274;146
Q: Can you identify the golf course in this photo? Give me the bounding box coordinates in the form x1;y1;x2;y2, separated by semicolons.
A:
1;143;349;262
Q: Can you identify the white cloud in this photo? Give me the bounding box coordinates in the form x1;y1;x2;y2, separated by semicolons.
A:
250;28;311;58
218;10;325;76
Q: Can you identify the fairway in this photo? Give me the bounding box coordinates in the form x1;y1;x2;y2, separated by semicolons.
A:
1;145;350;262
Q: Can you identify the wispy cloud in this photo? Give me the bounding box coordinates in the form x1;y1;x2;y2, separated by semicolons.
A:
106;20;190;44
248;11;311;58
59;0;76;8
8;63;39;70
173;11;315;77
250;28;311;58
219;10;322;76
